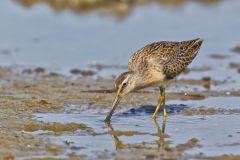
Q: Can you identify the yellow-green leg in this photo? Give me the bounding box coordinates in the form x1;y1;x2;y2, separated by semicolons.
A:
152;87;167;119
162;87;167;121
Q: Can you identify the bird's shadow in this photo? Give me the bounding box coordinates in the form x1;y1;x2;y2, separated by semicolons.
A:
115;104;189;118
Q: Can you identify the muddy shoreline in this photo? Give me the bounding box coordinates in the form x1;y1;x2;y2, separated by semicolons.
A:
0;66;239;159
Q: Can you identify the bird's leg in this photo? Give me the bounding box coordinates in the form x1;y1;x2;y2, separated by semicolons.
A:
152;87;165;119
162;87;167;121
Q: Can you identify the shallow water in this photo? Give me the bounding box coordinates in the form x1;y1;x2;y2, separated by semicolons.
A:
27;102;240;159
171;96;240;109
28;105;240;159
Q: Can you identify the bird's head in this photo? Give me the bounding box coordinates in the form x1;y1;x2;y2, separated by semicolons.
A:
105;71;137;122
115;71;136;97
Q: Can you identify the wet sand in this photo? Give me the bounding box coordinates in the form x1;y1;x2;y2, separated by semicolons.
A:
0;66;239;159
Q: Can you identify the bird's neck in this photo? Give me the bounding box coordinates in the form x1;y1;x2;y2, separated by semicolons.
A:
130;73;151;91
131;72;163;91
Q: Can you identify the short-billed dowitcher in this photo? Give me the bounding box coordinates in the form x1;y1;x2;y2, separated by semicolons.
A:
105;38;203;122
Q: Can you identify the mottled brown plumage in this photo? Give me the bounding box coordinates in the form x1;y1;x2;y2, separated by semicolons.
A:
105;38;203;122
128;38;203;80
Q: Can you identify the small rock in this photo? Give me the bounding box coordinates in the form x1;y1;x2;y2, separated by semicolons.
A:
70;146;84;150
232;46;240;53
80;70;95;77
64;141;72;145
22;68;33;74
145;154;155;159
202;76;211;81
70;68;95;76
202;77;211;89
48;72;59;77
34;67;45;73
70;68;82;75
229;62;240;69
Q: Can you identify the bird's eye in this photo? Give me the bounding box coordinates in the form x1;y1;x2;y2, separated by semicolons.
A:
122;82;127;87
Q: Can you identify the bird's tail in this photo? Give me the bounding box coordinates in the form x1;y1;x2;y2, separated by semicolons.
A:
179;38;203;55
177;38;203;65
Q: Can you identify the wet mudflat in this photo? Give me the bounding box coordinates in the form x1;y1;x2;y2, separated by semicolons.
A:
0;65;240;159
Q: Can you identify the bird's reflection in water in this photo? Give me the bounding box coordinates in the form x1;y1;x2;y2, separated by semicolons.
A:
106;118;170;150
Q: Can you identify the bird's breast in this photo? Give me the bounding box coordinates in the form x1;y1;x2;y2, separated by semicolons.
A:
134;70;166;90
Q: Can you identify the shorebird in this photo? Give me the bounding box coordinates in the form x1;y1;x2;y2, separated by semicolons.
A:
105;38;203;122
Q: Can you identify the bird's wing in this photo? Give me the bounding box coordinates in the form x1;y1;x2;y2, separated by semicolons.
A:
128;39;203;79
162;39;203;79
128;41;178;72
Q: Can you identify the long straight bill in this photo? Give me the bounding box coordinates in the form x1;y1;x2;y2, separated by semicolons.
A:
104;96;121;122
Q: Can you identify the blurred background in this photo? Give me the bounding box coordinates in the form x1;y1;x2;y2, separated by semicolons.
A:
1;0;240;77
